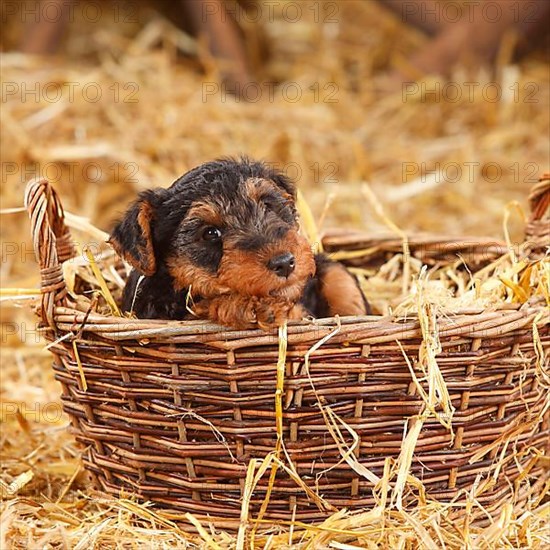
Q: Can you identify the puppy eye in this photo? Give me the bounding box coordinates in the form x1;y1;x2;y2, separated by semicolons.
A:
202;226;222;242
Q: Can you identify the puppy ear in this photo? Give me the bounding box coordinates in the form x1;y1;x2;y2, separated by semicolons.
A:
108;191;159;276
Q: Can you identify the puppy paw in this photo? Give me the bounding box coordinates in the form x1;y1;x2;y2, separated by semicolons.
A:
254;298;307;330
254;300;283;330
195;295;306;330
196;295;258;329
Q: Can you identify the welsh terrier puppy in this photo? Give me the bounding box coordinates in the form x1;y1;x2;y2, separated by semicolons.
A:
109;158;368;329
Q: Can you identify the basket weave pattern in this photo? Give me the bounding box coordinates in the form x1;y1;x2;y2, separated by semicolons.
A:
25;177;549;528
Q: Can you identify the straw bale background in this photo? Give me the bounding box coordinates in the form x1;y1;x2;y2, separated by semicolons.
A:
1;0;548;547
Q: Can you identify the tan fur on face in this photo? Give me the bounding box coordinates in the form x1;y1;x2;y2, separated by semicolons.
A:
165;200;227;296
166;228;314;311
186;202;224;226
218;229;315;302
321;262;367;316
166;255;230;296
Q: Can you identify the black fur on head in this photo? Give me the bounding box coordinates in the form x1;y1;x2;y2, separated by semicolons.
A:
109;157;296;277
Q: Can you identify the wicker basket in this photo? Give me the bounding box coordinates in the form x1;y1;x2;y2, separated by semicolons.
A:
25;176;549;530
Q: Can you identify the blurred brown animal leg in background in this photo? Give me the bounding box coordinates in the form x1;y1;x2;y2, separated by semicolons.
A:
19;0;77;54
182;0;252;90
17;0;253;91
378;0;550;85
379;0;443;35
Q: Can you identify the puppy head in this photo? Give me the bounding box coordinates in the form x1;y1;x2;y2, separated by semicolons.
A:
109;158;315;303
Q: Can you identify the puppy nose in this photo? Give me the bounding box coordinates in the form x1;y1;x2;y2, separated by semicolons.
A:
267;253;295;278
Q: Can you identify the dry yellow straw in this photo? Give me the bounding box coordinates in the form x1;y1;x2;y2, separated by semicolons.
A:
184;513;222;550
274;323;287;444
237;459;258;550
502;200;526;266
362;183;411;295
0;288;40;296
65;211;109;242
250;323;288;541
56;462;81;504
391;413;425;509
297;189;323;254
84;246;121;316
72;340;88;391
302;320;380;486
533;312;550;388
0;470;34;498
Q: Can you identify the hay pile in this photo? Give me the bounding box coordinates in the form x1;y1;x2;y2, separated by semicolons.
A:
1;1;549;548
